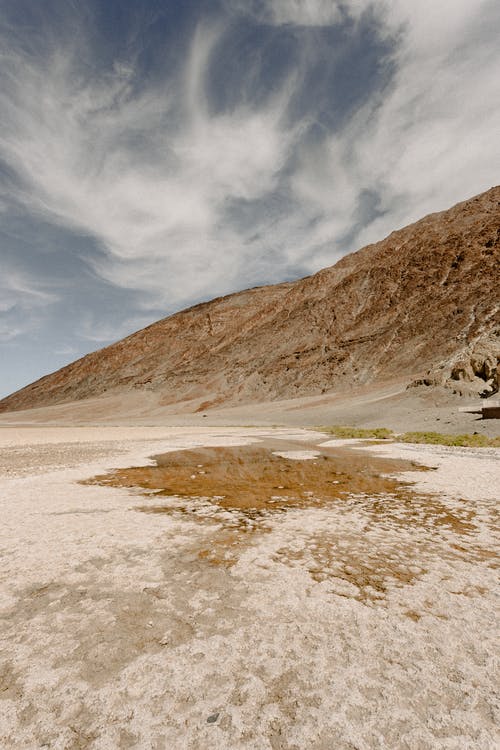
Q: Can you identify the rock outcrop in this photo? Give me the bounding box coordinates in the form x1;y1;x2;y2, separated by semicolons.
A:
410;333;500;397
1;186;499;414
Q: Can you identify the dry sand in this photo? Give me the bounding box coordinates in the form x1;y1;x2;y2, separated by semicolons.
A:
0;424;499;749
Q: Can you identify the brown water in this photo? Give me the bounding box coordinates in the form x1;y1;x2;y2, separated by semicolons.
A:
87;441;422;508
84;441;477;533
84;441;479;600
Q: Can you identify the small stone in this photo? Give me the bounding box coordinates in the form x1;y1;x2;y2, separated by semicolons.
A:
207;712;220;724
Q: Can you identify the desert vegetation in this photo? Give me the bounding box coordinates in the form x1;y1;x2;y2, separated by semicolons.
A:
399;431;500;448
319;425;394;440
321;425;500;448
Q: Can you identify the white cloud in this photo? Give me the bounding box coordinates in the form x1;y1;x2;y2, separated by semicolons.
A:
0;19;302;306
53;345;79;356
346;0;500;246
252;0;344;26
0;270;59;341
228;0;374;27
77;312;158;344
283;0;500;265
0;0;498;324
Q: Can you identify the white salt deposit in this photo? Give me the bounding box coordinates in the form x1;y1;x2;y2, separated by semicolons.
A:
0;426;498;749
271;449;320;460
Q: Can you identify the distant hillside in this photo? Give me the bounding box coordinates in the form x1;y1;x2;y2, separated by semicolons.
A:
1;186;499;414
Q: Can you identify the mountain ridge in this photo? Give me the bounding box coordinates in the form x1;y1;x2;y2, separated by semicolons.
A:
1;186;499;414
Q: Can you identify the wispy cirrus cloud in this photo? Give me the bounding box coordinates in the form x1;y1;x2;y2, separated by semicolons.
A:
346;0;500;248
229;0;344;26
0;12;302;307
0;269;59;341
240;0;500;267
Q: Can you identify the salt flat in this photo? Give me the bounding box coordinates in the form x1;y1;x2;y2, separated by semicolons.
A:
0;426;498;749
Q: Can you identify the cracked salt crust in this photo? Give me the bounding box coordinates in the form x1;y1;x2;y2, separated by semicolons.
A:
0;426;498;749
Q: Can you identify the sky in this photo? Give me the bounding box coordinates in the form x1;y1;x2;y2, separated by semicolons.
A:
1;0;499;398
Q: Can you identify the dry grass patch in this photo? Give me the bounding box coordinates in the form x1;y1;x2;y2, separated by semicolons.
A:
319;426;500;448
318;425;394;440
400;431;500;448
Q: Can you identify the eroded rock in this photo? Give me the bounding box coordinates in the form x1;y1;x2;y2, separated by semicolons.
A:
410;333;500;397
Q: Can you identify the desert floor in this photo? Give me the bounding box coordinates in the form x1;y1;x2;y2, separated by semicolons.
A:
1;381;499;439
0;424;498;749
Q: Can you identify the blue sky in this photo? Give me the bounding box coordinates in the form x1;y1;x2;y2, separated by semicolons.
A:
1;0;499;398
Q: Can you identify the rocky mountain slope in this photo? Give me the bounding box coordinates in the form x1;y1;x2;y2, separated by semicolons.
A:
1;186;499;414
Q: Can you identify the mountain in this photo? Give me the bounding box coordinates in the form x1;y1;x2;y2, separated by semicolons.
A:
1;187;499;415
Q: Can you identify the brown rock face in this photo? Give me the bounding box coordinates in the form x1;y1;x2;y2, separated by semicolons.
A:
1;186;499;414
411;334;500;398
